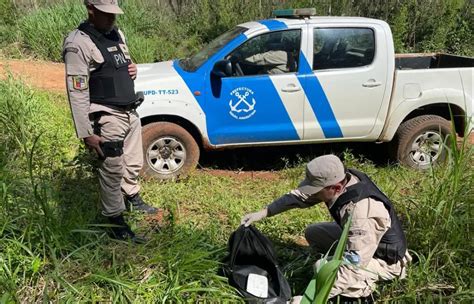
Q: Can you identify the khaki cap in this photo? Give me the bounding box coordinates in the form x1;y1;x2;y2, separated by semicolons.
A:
297;154;346;195
85;0;124;14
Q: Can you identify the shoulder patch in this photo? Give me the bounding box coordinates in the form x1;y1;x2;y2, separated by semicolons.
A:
65;47;79;54
71;75;88;90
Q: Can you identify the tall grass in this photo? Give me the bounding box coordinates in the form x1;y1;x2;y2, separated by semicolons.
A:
379;129;474;302
17;2;83;61
0;77;241;302
4;0;473;62
0;0;19;48
0;75;472;301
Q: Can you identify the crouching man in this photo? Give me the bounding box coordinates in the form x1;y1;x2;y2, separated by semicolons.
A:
241;154;411;301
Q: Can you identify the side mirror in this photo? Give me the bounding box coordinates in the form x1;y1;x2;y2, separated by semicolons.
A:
212;60;232;78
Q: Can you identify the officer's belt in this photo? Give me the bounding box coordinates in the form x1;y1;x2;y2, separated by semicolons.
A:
91;102;139;112
91;92;144;112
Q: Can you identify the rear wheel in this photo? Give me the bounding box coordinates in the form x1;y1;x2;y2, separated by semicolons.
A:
390;115;452;170
142;122;200;180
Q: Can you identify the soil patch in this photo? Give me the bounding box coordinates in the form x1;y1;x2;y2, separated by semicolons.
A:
0;59;65;94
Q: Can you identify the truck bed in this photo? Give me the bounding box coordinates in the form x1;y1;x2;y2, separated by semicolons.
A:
395;53;474;70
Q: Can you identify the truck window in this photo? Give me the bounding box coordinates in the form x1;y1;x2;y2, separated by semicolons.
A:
179;26;247;72
313;28;375;70
226;29;301;76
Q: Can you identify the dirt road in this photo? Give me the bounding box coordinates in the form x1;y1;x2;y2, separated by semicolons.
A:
0;59;65;94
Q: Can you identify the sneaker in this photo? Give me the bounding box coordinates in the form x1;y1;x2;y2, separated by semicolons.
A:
108;214;147;244
125;193;158;214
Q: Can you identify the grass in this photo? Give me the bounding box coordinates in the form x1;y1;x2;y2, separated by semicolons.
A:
0;76;473;302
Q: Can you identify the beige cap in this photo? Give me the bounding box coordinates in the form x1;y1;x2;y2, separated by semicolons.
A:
297;154;346;195
85;0;124;14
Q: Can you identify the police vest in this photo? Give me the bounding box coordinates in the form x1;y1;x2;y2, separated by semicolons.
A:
329;169;407;264
78;23;136;106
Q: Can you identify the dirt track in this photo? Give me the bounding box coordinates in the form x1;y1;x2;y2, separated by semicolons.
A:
0;59;66;94
1;59;472;148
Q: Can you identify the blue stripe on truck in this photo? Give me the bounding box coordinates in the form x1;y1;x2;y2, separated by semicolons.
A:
258;20;288;31
298;52;343;138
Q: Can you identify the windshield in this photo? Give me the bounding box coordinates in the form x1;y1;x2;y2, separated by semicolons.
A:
179;26;247;72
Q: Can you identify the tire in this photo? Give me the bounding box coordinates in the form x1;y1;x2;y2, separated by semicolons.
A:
390;115;452;170
141;122;200;180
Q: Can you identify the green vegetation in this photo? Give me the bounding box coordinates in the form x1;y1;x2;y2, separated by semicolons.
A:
0;76;472;302
302;215;353;304
0;0;473;62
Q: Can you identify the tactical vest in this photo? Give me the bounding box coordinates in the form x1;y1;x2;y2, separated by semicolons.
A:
78;23;136;106
329;169;407;264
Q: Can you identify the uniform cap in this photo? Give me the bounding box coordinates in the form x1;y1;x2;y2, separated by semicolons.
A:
297;154;346;195
85;0;124;14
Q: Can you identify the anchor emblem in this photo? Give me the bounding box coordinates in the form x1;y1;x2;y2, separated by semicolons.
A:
229;87;257;120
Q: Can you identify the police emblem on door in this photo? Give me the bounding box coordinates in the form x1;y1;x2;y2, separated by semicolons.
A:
229;87;256;120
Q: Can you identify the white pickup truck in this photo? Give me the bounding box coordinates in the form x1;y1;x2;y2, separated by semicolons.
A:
135;9;473;179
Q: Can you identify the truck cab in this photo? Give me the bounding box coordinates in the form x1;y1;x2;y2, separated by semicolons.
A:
135;9;473;179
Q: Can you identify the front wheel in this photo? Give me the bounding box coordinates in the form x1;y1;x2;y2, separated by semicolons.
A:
390;115;452;170
141;122;200;180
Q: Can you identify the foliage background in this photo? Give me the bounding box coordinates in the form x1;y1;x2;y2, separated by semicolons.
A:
0;0;473;63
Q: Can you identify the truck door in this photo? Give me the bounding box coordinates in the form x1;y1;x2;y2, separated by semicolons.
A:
302;25;388;139
206;28;306;145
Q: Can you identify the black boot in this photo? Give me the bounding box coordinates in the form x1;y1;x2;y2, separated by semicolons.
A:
108;214;147;244
125;193;158;214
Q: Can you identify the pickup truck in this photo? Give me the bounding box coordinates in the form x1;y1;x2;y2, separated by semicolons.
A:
135;9;473;179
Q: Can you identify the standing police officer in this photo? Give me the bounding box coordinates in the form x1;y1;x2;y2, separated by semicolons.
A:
241;154;411;301
63;0;157;243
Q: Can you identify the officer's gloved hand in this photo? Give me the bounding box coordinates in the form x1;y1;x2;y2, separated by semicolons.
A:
240;209;268;227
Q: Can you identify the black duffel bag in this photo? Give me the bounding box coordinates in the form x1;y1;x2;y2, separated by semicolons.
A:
222;225;291;303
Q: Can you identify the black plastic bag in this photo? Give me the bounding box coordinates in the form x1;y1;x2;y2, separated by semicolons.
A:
222;225;291;303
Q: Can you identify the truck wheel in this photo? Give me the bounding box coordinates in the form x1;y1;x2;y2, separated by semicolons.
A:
391;115;452;170
141;122;200;180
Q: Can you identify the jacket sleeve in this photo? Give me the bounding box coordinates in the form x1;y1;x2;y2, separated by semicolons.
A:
245;51;287;66
63;39;93;139
266;189;321;217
